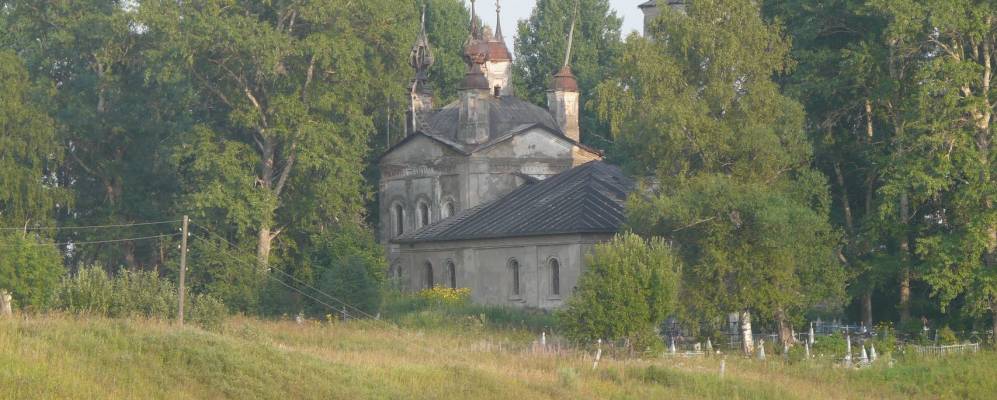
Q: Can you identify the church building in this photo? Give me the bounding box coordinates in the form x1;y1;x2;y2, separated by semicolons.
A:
378;2;635;309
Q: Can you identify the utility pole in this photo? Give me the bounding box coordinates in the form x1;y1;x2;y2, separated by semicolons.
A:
178;215;189;326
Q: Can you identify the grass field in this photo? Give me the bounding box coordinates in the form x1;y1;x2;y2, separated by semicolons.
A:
1;313;995;399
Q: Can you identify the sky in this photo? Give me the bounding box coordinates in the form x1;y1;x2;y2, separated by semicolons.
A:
468;0;646;54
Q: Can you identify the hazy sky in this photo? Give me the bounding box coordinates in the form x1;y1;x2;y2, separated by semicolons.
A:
467;0;646;54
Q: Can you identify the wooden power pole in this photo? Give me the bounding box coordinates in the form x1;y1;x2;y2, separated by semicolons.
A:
178;215;189;326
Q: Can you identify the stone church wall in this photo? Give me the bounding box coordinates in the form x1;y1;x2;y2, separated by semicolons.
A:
393;233;612;310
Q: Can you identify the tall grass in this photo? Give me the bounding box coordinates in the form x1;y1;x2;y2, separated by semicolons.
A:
2;313;996;399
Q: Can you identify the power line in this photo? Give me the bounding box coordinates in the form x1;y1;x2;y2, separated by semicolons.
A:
0;219;183;231
189;229;378;320
0;233;182;247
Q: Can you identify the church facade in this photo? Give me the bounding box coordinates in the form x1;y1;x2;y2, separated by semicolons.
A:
378;3;634;309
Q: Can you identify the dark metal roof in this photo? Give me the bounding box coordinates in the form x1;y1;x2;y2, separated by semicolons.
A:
394;161;633;243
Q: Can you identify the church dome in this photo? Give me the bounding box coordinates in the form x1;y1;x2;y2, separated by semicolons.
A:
487;40;511;62
551;66;578;92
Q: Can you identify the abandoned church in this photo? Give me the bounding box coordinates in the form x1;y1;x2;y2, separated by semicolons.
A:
379;2;674;309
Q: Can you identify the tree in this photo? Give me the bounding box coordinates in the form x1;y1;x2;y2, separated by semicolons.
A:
868;0;997;341
0;233;64;310
0;50;67;310
0;50;66;228
762;0;919;328
2;1;189;269
559;233;680;350
513;0;622;148
142;0;391;272
596;0;845;352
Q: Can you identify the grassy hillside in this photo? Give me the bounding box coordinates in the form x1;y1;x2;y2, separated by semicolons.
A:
1;314;995;399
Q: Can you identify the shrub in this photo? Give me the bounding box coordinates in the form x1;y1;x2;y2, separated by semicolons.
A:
558;232;680;351
810;332;848;359
937;326;959;345
311;256;382;317
56;265;179;320
55;265;114;315
0;233;64;310
189;294;228;330
417;287;471;306
109;269;177;319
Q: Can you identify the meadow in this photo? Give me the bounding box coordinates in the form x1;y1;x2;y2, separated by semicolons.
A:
1;310;995;399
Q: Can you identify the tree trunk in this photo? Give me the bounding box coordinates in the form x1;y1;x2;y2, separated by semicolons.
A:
257;225;272;269
899;191;912;325
775;308;794;349
740;310;754;355
862;291;873;329
992;305;997;345
0;290;12;317
833;162;854;235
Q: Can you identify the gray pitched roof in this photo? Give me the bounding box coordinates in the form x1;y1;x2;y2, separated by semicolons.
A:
394;161;633;243
425;96;561;146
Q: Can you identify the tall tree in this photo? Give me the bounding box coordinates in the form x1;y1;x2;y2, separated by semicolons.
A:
514;0;622;148
0;50;67;310
0;50;66;228
870;0;997;340
2;1;189;269
596;0;845;352
763;0;921;328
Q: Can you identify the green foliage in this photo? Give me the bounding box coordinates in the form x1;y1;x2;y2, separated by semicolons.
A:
513;0;622;147
56;266;177;319
54;266;114;316
380;290;554;333
811;332;848;359
311;256;382;317
0;234;64;310
936;326;959;345
189;294;229;331
0;50;67;229
559;233;680;348
417;287;472;306
597;0;844;331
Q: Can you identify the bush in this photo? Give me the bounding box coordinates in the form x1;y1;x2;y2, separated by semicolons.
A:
189;294;228;330
0;233;64;310
55;266;114;315
109;269;177;318
558;232;680;351
811;332;848;359
56;265;186;320
937;326;959;345
416;287;471;306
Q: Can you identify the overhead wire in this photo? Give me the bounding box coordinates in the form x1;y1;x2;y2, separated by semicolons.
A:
189;225;381;320
0;219;183;231
0;233;182;247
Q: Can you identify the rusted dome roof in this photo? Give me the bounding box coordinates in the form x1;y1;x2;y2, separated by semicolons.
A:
551;65;578;92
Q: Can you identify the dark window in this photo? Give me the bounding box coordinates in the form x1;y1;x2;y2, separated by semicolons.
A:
510;259;520;296
494;86;501;96
419;202;430;227
394;204;404;236
550;259;560;296
425;261;434;288
448;261;457;289
445;202;455;218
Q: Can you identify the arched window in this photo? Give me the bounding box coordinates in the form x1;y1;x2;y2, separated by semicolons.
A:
509;259;521;296
418;201;430;228
447;261;457;289
394;203;405;236
442;201;456;219
550;258;560;296
425;261;434;288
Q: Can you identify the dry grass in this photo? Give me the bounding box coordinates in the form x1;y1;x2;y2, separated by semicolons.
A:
1;313;994;399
